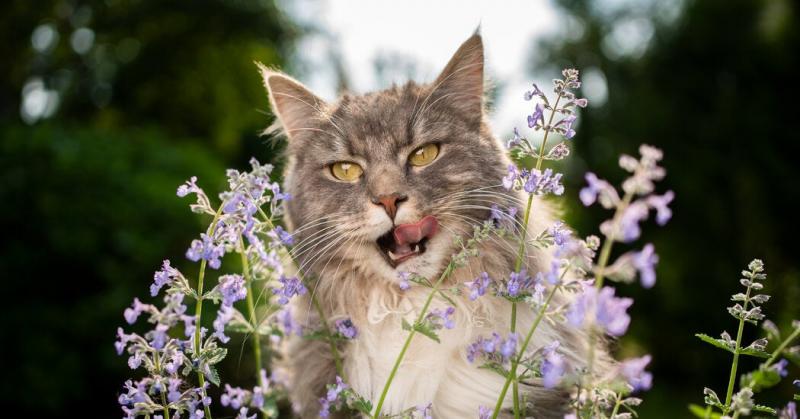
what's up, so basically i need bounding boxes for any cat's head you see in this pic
[259,34,515,285]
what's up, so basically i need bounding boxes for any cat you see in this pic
[258,33,610,418]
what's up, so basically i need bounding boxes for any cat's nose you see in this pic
[371,193,408,220]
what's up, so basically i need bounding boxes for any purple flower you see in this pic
[579,172,619,208]
[416,403,433,419]
[221,384,248,409]
[541,341,565,388]
[236,407,256,419]
[164,351,184,375]
[773,358,789,378]
[273,275,307,305]
[277,307,302,337]
[779,402,797,419]
[502,164,519,190]
[150,323,169,350]
[611,201,649,242]
[506,269,533,298]
[218,274,247,307]
[507,127,523,149]
[398,271,411,290]
[548,221,571,247]
[527,103,545,128]
[467,332,519,364]
[335,318,358,339]
[632,243,659,288]
[177,176,201,198]
[466,272,492,301]
[478,405,491,419]
[124,298,149,324]
[575,98,588,108]
[269,182,291,203]
[186,233,225,269]
[568,285,633,336]
[319,376,348,417]
[427,307,456,330]
[619,355,653,392]
[115,327,134,355]
[490,204,518,232]
[167,378,182,403]
[213,304,235,343]
[647,191,675,225]
[524,83,544,101]
[151,260,181,296]
[523,168,564,195]
[556,115,578,139]
[500,332,519,360]
[268,225,294,246]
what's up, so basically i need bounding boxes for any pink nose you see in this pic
[393,215,438,246]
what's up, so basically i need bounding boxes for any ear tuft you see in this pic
[430,34,485,117]
[256,62,326,141]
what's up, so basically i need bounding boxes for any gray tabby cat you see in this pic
[258,33,610,418]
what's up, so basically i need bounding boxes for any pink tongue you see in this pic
[393,215,438,247]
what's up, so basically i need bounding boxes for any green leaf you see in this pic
[413,322,441,343]
[401,318,413,332]
[752,404,777,414]
[302,329,336,341]
[688,403,721,419]
[738,347,770,358]
[794,394,799,401]
[740,367,781,392]
[225,321,253,334]
[436,289,458,307]
[696,333,734,353]
[205,365,221,386]
[203,347,228,365]
[478,362,509,378]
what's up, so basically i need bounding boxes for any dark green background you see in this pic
[1,0,797,417]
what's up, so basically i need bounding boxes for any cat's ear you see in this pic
[431,33,485,116]
[256,62,326,140]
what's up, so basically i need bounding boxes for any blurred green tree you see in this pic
[532,0,799,416]
[0,0,299,415]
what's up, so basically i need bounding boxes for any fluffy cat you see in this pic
[258,33,610,418]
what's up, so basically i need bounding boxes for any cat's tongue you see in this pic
[393,215,438,250]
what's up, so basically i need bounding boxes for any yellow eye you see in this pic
[408,143,440,167]
[330,161,363,181]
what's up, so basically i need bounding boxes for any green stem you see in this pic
[585,191,633,378]
[610,397,622,417]
[257,209,345,379]
[191,206,225,419]
[238,239,268,419]
[723,285,753,413]
[491,282,563,419]
[763,326,800,369]
[372,263,456,418]
[153,351,172,419]
[506,90,565,419]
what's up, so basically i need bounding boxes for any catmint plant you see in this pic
[691,260,800,418]
[116,159,300,419]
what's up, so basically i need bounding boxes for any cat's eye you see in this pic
[330,162,363,181]
[408,143,440,167]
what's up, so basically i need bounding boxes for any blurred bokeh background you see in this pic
[1,0,798,417]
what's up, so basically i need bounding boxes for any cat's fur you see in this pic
[258,33,611,418]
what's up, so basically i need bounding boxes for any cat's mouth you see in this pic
[376,215,439,267]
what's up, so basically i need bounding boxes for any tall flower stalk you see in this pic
[495,69,585,418]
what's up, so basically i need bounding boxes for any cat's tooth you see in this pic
[388,251,399,261]
[413,244,420,253]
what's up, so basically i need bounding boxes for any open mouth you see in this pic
[376,215,438,267]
